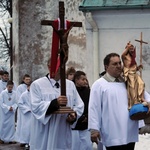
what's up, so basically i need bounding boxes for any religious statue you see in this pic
[122,42,149,120]
[52,24,74,68]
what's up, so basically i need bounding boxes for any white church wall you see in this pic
[86,9,150,91]
[64,0,93,85]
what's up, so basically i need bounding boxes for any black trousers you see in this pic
[106,142,135,150]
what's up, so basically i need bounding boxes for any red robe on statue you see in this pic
[50,18,70,78]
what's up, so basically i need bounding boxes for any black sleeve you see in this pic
[46,99,60,115]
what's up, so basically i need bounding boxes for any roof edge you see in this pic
[79,5,150,12]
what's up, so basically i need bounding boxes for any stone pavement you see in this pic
[0,143,24,150]
[0,144,96,150]
[0,143,97,150]
[0,142,98,150]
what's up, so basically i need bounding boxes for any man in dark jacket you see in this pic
[72,71,92,150]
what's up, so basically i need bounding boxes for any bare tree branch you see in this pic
[0,0,12,64]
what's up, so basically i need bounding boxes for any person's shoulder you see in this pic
[66,79,76,87]
[17,83,26,88]
[66,79,74,84]
[16,84,26,92]
[11,91,16,97]
[31,76,47,86]
[1,89,7,94]
[18,83,24,87]
[94,77,106,84]
[12,90,17,94]
[91,78,106,88]
[20,90,28,97]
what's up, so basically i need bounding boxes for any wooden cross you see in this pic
[135,32,148,77]
[41,1,82,96]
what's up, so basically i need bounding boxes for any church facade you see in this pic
[79,0,150,91]
[12,0,88,85]
[12,0,150,90]
[79,0,150,133]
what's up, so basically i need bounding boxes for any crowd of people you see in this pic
[0,43,149,150]
[0,72,32,148]
[0,60,91,150]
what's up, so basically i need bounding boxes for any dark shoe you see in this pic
[0,140,4,144]
[9,141,17,144]
[20,143,26,147]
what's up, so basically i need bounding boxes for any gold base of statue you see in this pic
[53,106,75,114]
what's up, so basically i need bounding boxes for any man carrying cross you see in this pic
[29,1,84,150]
[29,58,84,150]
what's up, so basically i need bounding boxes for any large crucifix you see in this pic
[135,32,148,77]
[41,1,82,113]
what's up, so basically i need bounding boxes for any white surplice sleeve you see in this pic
[30,81,51,125]
[18,91,31,114]
[1,92,10,114]
[145,91,150,102]
[11,93,18,113]
[88,80,102,131]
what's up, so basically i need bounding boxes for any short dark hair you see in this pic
[74,71,86,81]
[7,80,14,86]
[23,74,31,80]
[20,74,31,84]
[104,53,120,66]
[2,71,9,75]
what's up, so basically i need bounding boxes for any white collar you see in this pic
[106,73,116,82]
[47,74,60,87]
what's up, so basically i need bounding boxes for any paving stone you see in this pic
[0,143,24,150]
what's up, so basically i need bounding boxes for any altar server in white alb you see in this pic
[16,74,31,100]
[0,80,17,143]
[0,71,9,142]
[0,71,16,93]
[15,74,31,146]
[30,58,84,150]
[88,53,150,150]
[0,71,9,93]
[18,84,31,147]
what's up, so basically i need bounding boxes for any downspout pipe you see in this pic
[85,12,99,82]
